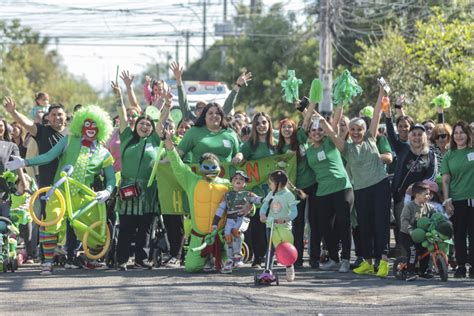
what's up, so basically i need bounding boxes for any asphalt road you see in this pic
[1,262,473,315]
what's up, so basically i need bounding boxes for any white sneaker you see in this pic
[320,259,340,271]
[203,257,215,272]
[165,257,181,268]
[40,262,52,275]
[221,259,233,274]
[339,259,350,273]
[286,265,295,282]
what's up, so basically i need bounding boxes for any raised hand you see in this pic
[110,81,122,96]
[145,75,152,83]
[170,61,183,82]
[236,70,252,87]
[3,96,16,113]
[120,70,135,87]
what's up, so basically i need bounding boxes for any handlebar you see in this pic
[41,165,74,201]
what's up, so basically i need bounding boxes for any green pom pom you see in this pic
[411,228,427,243]
[417,217,431,231]
[332,70,363,107]
[309,79,323,103]
[431,92,451,109]
[360,105,374,119]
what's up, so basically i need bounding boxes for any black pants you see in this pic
[162,214,184,258]
[296,183,319,265]
[352,225,362,258]
[19,221,38,258]
[116,214,153,265]
[248,208,267,264]
[354,178,391,259]
[315,188,354,261]
[66,219,79,258]
[400,232,429,273]
[452,199,474,266]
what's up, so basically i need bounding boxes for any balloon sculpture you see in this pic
[410,213,453,253]
[281,70,303,103]
[332,69,363,107]
[431,92,451,109]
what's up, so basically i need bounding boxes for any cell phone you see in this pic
[161,120,170,140]
[377,77,391,94]
[296,96,309,112]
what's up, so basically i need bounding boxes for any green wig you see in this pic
[69,105,113,143]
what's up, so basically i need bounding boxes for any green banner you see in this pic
[156,153,297,215]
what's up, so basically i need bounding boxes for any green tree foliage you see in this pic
[353,10,473,122]
[0,19,99,118]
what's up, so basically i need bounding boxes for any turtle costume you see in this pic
[26,105,115,263]
[167,148,230,272]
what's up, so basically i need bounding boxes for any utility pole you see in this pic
[319,0,333,114]
[175,40,179,64]
[224,0,227,21]
[203,0,207,57]
[185,31,190,68]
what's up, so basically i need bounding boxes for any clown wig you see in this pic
[69,105,113,143]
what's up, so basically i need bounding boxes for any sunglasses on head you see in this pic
[435,134,448,140]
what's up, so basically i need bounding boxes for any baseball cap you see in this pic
[409,123,426,132]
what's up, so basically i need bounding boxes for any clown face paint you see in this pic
[82,119,98,140]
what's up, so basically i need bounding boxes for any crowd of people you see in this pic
[0,63,473,282]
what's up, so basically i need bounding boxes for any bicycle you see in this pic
[28,165,110,260]
[393,238,449,282]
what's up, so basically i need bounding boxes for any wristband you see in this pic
[235,83,242,88]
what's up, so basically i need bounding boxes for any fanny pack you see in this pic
[119,183,141,200]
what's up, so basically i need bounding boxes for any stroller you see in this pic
[148,215,170,267]
[0,173,20,272]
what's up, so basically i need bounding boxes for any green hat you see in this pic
[231,170,249,181]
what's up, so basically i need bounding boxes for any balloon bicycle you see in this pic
[28,165,110,260]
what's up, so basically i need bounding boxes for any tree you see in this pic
[353,9,473,122]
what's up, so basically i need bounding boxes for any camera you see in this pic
[296,96,309,112]
[377,77,391,94]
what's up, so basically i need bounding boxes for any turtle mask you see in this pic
[199,159,220,180]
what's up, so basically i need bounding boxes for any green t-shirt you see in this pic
[120,126,161,184]
[440,148,474,201]
[240,140,275,160]
[287,128,316,189]
[343,132,388,190]
[306,137,352,196]
[177,126,239,164]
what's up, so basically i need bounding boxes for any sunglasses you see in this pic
[435,134,448,140]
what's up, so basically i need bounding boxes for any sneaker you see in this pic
[405,271,418,281]
[83,260,107,270]
[117,263,127,271]
[233,256,244,268]
[376,259,389,278]
[352,260,374,275]
[454,266,466,278]
[165,257,181,268]
[339,259,351,273]
[286,265,295,282]
[65,257,82,269]
[221,259,233,274]
[320,259,340,271]
[134,260,152,270]
[203,257,215,272]
[25,257,35,265]
[40,262,52,275]
[350,257,364,270]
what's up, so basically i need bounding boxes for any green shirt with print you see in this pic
[440,148,474,201]
[177,126,239,164]
[240,140,275,161]
[306,137,352,196]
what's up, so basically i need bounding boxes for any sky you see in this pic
[0,0,309,93]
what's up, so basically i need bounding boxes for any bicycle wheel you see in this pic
[393,256,408,280]
[29,187,66,227]
[435,253,448,282]
[82,221,111,260]
[241,241,251,263]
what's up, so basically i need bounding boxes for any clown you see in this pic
[163,130,252,272]
[7,105,115,275]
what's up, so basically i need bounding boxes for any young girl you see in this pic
[259,170,298,282]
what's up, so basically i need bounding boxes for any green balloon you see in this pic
[417,217,431,231]
[170,108,182,123]
[421,240,429,248]
[411,228,427,243]
[145,106,161,121]
[309,79,323,103]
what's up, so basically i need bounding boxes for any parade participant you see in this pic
[259,170,299,282]
[430,123,452,171]
[321,84,392,277]
[176,102,242,164]
[276,118,318,268]
[6,104,115,275]
[112,82,160,271]
[3,97,67,188]
[302,101,354,273]
[441,121,474,278]
[240,112,276,268]
[212,170,262,273]
[170,61,252,121]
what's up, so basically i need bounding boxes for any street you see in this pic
[1,263,473,314]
